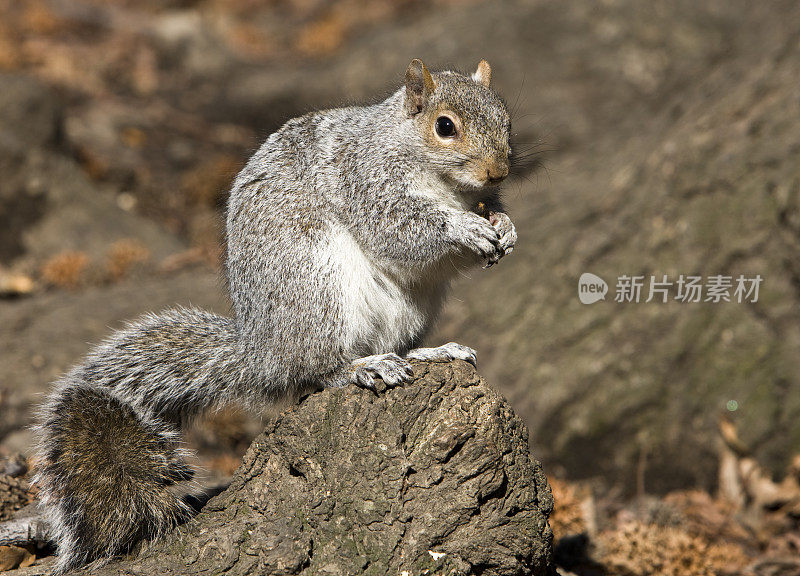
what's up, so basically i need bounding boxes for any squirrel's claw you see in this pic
[351,353,414,391]
[460,212,502,263]
[484,212,517,267]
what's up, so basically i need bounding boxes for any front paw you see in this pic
[487,212,517,266]
[456,212,502,262]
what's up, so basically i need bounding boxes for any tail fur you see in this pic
[36,385,193,573]
[34,307,246,573]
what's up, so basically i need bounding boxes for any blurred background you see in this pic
[1,0,800,573]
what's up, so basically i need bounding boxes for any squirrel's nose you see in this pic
[486,160,509,183]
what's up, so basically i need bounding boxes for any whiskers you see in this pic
[508,135,554,201]
[510,140,550,175]
[506,74,556,195]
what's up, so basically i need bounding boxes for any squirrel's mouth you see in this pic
[447,160,509,191]
[472,172,508,188]
[453,177,502,196]
[456,158,510,188]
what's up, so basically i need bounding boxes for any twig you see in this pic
[0,516,50,547]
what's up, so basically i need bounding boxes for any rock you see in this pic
[0,74,61,154]
[0,73,186,271]
[0,75,58,264]
[82,360,554,576]
[13,150,185,271]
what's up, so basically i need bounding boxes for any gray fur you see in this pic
[35,60,515,573]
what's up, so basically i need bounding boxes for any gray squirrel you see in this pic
[35,58,517,573]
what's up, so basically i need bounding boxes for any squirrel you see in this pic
[34,58,517,573]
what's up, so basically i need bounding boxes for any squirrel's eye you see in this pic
[435,116,456,138]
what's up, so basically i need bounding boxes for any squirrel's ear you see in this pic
[472,60,491,87]
[405,59,435,116]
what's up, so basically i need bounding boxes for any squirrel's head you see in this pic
[404,58,510,190]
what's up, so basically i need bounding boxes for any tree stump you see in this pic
[69,360,554,575]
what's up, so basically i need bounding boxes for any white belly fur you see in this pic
[327,225,432,357]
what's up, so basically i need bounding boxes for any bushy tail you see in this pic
[34,307,247,573]
[36,384,193,573]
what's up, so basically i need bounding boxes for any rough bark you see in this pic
[78,359,554,575]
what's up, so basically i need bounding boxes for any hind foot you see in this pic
[406,342,477,367]
[351,353,414,390]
